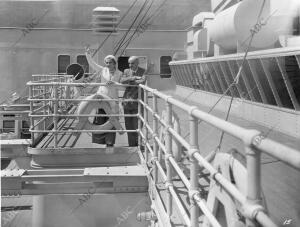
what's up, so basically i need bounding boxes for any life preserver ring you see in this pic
[159,110,182,162]
[202,150,267,227]
[76,93,123,134]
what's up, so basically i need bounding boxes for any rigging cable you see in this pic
[118,0,168,55]
[91,0,139,57]
[118,0,155,56]
[113,0,148,54]
[113,0,148,56]
[183,0,267,140]
[215,93,234,151]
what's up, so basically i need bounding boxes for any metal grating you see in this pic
[170,48,300,111]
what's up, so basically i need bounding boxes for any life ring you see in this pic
[202,150,267,227]
[76,93,123,134]
[159,110,182,162]
[66,63,85,82]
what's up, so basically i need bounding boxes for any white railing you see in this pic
[139,84,300,227]
[26,75,300,227]
[27,77,139,148]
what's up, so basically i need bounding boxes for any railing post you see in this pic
[153,92,158,184]
[245,145,262,227]
[29,84,35,146]
[165,100,173,217]
[43,85,47,130]
[53,83,58,148]
[144,89,149,163]
[138,86,142,147]
[189,112,200,227]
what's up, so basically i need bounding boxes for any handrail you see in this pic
[27,75,142,148]
[169,46,300,65]
[140,84,300,170]
[139,83,300,227]
[27,81,134,87]
[25,75,300,227]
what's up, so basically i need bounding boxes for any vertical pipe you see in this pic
[138,86,142,147]
[153,93,158,184]
[189,114,200,227]
[144,89,149,163]
[245,145,261,227]
[29,85,35,146]
[43,85,47,130]
[53,84,58,148]
[165,100,173,216]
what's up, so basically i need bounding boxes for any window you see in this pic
[77,55,89,73]
[22,121,29,129]
[160,56,172,78]
[3,120,15,133]
[21,120,30,139]
[58,55,71,74]
[118,56,129,72]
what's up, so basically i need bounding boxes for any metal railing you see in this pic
[27,76,140,148]
[26,75,300,226]
[138,84,300,227]
[170,47,300,110]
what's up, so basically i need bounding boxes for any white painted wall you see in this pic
[175,86,300,139]
[0,28,186,103]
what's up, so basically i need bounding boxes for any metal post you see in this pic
[153,93,158,184]
[29,85,35,146]
[53,84,58,148]
[43,85,47,130]
[144,89,149,163]
[245,146,262,227]
[165,101,173,216]
[138,86,142,147]
[189,114,200,227]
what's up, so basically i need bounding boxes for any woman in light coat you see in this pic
[85,49,122,146]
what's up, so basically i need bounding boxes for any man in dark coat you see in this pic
[121,56,146,147]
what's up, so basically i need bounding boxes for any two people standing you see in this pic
[85,50,146,147]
